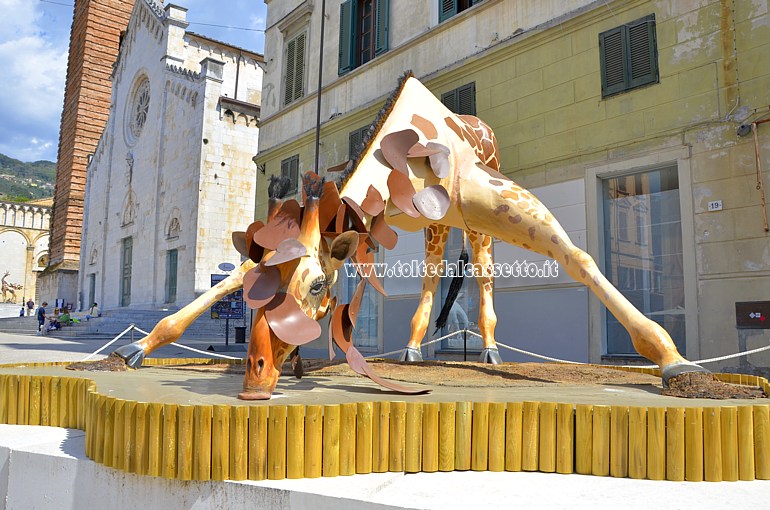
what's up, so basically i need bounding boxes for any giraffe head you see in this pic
[234,173,360,400]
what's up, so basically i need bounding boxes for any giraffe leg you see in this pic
[401,224,449,362]
[111,260,255,368]
[468,230,501,364]
[458,168,704,382]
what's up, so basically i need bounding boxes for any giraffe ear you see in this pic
[329,230,359,271]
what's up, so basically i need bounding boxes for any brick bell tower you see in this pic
[38,0,135,308]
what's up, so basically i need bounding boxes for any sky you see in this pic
[0,0,266,163]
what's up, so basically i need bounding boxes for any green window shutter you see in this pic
[284,37,297,105]
[457,82,476,115]
[439,0,458,23]
[290,155,299,191]
[441,89,458,113]
[293,32,306,101]
[374,0,389,56]
[338,0,356,75]
[349,127,364,158]
[627,15,658,89]
[599,26,626,97]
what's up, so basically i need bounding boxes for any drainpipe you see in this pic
[235,50,242,100]
[751,119,769,232]
[314,0,326,174]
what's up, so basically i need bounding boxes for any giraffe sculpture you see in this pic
[94,72,721,400]
[2,272,22,303]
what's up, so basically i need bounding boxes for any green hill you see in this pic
[0,153,56,202]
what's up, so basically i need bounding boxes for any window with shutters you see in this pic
[441,82,476,115]
[438,0,483,23]
[283,31,306,106]
[599,14,659,98]
[280,155,300,194]
[349,125,371,157]
[338,0,389,75]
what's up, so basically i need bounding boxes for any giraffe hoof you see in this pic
[661,361,710,388]
[114,342,146,369]
[400,347,424,362]
[479,347,502,364]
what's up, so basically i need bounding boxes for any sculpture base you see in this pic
[1,358,768,483]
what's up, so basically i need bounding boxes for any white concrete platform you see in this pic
[3,424,770,510]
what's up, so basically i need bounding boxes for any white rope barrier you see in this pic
[80,324,139,361]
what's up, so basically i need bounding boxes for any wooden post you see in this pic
[439,402,456,472]
[323,404,341,477]
[488,402,506,473]
[373,401,390,473]
[666,407,685,481]
[28,376,41,426]
[610,405,628,478]
[230,406,249,481]
[356,402,373,474]
[161,404,178,479]
[505,402,523,472]
[720,406,738,482]
[57,377,68,428]
[211,404,230,481]
[521,401,540,471]
[122,400,135,472]
[93,396,106,466]
[147,403,163,477]
[556,403,574,475]
[737,405,755,481]
[248,406,268,481]
[49,377,60,428]
[700,407,721,482]
[471,402,489,471]
[538,402,556,473]
[177,405,194,481]
[304,404,323,478]
[17,375,29,425]
[113,399,125,470]
[455,401,472,471]
[685,407,704,482]
[193,405,213,481]
[405,402,423,473]
[591,405,609,476]
[286,405,306,479]
[575,404,593,475]
[389,401,406,472]
[103,397,115,468]
[754,405,770,479]
[134,402,148,475]
[340,402,357,476]
[267,405,287,480]
[628,406,647,479]
[40,376,51,427]
[647,407,665,480]
[422,402,439,473]
[0,375,6,424]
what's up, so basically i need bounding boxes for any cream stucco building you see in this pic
[255,0,770,374]
[79,1,263,311]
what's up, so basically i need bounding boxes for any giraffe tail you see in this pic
[434,231,468,333]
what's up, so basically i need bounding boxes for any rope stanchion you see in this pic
[133,326,242,361]
[80,324,138,362]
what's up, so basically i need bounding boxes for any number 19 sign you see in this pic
[210,274,244,320]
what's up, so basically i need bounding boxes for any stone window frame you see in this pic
[124,74,151,146]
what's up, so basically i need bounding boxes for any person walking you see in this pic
[26,299,34,316]
[36,302,48,334]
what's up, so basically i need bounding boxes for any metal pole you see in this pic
[313,0,327,174]
[463,329,467,362]
[225,317,230,347]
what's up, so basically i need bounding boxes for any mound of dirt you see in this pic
[66,353,129,372]
[663,371,766,399]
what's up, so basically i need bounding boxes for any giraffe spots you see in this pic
[508,214,522,224]
[489,179,503,186]
[580,268,587,278]
[517,201,529,209]
[604,292,610,300]
[422,295,431,305]
[593,276,600,287]
[547,251,553,258]
[301,268,310,280]
[564,254,569,265]
[522,243,530,249]
[411,114,438,139]
[501,190,520,201]
[494,204,510,215]
[444,116,465,141]
[528,227,536,241]
[551,235,560,244]
[423,312,429,319]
